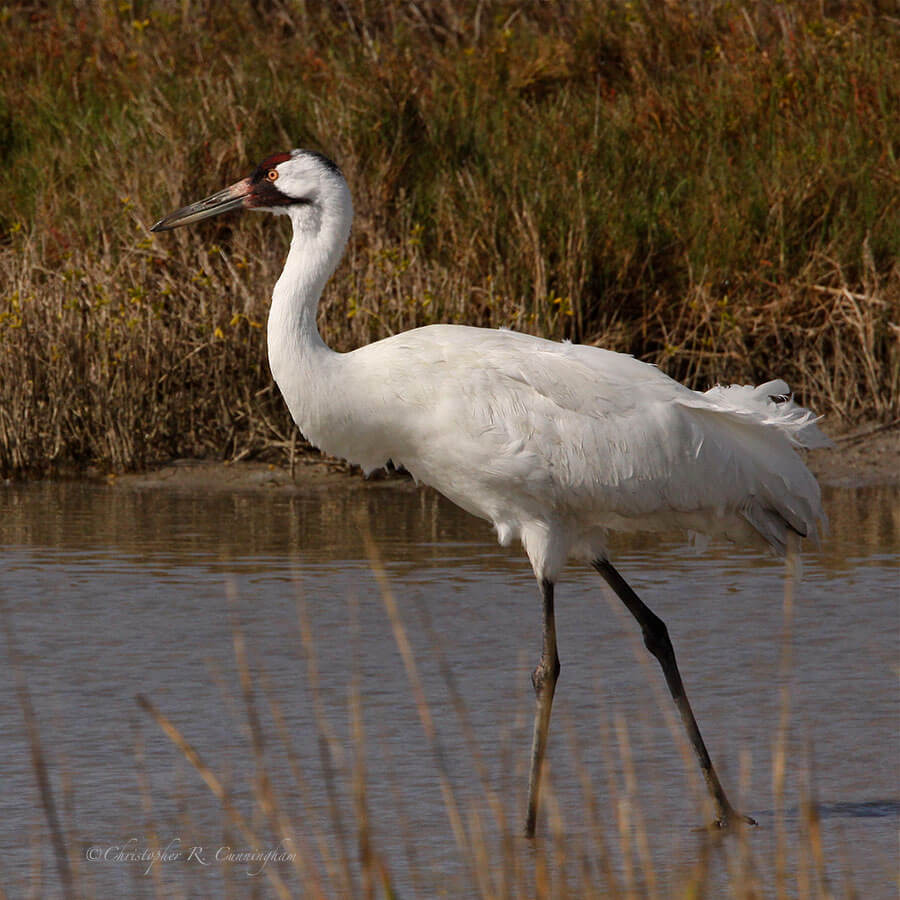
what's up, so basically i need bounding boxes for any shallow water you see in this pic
[1,476,897,897]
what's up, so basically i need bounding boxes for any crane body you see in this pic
[152,149,830,835]
[276,320,824,580]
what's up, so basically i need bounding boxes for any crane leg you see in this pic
[525,578,560,838]
[592,559,756,829]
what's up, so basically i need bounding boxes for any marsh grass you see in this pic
[1,0,898,476]
[9,550,863,898]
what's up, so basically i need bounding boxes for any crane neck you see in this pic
[267,186,353,371]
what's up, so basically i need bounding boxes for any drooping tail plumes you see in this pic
[703,378,832,555]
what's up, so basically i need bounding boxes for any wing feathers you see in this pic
[351,325,827,554]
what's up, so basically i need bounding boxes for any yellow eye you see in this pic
[266,169,279,182]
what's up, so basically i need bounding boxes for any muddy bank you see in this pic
[107,422,898,494]
[807,422,900,488]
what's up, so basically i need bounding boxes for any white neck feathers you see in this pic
[263,171,355,463]
[266,175,353,396]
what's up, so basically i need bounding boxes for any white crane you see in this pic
[152,149,830,836]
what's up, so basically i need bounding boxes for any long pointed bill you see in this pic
[150,178,252,231]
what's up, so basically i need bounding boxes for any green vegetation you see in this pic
[1,1,897,476]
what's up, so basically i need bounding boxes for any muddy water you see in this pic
[1,475,897,897]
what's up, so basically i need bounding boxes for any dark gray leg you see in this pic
[593,559,755,828]
[525,578,560,837]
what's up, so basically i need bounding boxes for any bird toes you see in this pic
[706,810,758,834]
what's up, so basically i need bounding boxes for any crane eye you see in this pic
[266,169,279,182]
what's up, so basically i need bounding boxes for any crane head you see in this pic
[150,149,344,232]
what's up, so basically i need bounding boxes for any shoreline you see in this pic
[806,421,900,488]
[96,421,899,494]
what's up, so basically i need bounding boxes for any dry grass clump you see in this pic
[1,1,897,476]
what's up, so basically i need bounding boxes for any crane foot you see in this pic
[704,809,758,834]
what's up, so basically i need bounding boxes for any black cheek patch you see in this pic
[247,180,295,208]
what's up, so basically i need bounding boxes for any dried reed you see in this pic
[1,1,897,477]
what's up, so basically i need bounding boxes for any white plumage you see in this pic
[152,148,830,835]
[297,324,827,575]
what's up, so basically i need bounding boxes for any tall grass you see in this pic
[1,1,897,476]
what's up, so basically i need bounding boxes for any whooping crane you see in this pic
[152,149,830,836]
